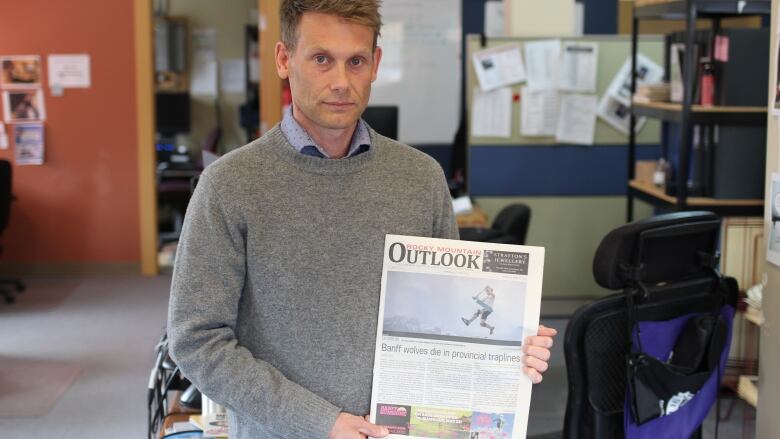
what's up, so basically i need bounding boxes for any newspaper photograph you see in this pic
[370,235,544,439]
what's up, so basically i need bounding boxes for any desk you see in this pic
[455,206,489,229]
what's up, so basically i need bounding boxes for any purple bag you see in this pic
[624,305,734,438]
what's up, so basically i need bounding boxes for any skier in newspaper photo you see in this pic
[461,286,496,335]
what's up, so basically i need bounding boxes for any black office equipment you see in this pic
[0,159,25,304]
[563,211,737,438]
[155,92,191,136]
[459,203,531,245]
[362,106,399,140]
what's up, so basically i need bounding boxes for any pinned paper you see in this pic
[560,42,598,93]
[472,44,527,91]
[556,93,597,145]
[471,86,512,138]
[521,87,559,137]
[524,39,561,91]
[14,123,44,165]
[48,54,91,88]
[220,59,245,93]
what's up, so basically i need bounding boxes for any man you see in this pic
[167,1,556,438]
[462,286,496,335]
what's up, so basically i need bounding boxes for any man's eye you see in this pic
[314,55,328,64]
[350,57,364,67]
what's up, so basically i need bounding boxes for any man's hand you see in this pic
[328,413,389,439]
[523,324,557,384]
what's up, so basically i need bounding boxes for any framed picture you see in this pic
[0,55,42,88]
[2,89,46,123]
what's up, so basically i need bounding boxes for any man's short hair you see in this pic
[280,0,383,52]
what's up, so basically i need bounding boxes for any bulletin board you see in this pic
[466,34,665,146]
[369,0,462,145]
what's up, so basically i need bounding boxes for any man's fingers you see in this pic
[525,335,554,349]
[523,344,551,361]
[537,324,558,337]
[524,354,549,373]
[524,366,543,384]
[357,420,389,438]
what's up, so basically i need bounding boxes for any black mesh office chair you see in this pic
[460,203,531,245]
[563,211,737,439]
[0,159,25,303]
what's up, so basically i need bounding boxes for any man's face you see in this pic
[275,12,382,133]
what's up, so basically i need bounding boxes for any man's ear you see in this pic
[370,46,383,83]
[275,42,290,79]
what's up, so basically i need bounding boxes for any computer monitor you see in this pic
[361,105,398,140]
[155,92,191,136]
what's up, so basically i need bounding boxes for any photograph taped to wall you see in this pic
[2,89,46,123]
[13,122,44,165]
[767,173,780,267]
[0,55,42,88]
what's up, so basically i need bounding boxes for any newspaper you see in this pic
[370,235,544,439]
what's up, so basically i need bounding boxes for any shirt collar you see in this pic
[280,105,371,159]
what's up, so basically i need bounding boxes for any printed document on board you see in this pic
[523,39,561,91]
[472,44,527,91]
[559,42,598,93]
[370,235,545,439]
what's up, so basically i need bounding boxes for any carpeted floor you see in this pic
[0,275,171,438]
[0,356,81,417]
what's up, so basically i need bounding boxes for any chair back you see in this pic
[0,160,12,234]
[491,203,531,245]
[563,211,737,439]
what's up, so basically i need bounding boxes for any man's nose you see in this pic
[330,64,349,93]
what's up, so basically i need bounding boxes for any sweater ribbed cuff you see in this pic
[284,385,342,439]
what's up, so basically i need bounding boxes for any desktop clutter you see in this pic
[149,333,228,439]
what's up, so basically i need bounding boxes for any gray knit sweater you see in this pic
[167,125,457,439]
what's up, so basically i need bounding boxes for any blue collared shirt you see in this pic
[279,105,371,159]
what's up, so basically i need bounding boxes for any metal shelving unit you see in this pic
[626,0,772,220]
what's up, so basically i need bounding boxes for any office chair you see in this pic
[0,160,25,304]
[459,203,531,245]
[563,211,737,439]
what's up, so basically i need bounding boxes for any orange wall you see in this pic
[0,0,140,264]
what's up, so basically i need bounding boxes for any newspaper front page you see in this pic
[370,235,544,439]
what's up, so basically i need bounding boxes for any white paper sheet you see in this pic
[559,42,598,92]
[524,39,561,91]
[375,21,404,85]
[521,87,559,137]
[556,94,597,145]
[484,1,504,37]
[604,54,664,106]
[471,86,512,138]
[47,54,91,88]
[191,57,217,97]
[597,93,647,135]
[472,44,527,91]
[220,59,245,94]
